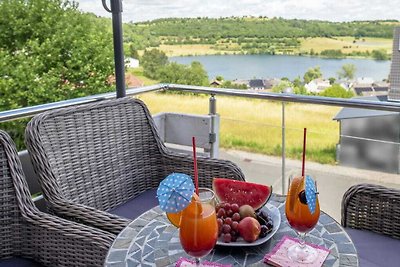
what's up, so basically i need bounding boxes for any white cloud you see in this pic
[75,0,400,23]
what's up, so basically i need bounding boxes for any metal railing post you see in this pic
[103,0,126,98]
[209,94,219,158]
[282,102,286,194]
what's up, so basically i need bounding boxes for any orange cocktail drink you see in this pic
[285,175,320,233]
[180,202,218,258]
[285,174,320,263]
[178,188,218,260]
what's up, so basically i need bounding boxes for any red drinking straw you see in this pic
[192,136,199,195]
[302,128,307,177]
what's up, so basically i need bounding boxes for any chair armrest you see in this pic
[24,210,115,266]
[161,150,246,189]
[341,183,400,239]
[48,197,130,235]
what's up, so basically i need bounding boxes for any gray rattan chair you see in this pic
[25,97,245,235]
[341,183,400,267]
[0,130,115,267]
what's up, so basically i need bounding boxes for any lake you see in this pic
[170,55,391,81]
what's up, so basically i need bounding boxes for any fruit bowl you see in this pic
[216,203,281,247]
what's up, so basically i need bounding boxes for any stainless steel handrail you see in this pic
[2,83,400,122]
[0,84,166,122]
[167,84,400,112]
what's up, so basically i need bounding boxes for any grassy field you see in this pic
[138,92,340,164]
[157,36,392,57]
[299,37,392,54]
[159,44,236,57]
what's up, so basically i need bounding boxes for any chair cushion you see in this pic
[346,228,400,267]
[0,257,43,267]
[108,189,159,219]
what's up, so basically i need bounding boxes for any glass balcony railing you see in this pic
[1,83,400,222]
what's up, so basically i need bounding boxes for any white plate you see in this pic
[216,203,281,247]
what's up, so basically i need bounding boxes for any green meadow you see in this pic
[138,93,340,164]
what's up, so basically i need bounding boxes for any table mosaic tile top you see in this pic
[105,195,358,267]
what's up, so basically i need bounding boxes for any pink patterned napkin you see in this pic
[264,236,329,267]
[176,257,232,267]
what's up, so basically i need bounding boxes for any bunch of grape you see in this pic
[256,209,274,238]
[215,202,241,243]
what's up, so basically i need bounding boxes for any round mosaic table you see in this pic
[105,195,358,267]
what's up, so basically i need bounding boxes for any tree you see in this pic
[215,75,224,81]
[320,49,344,58]
[337,64,356,80]
[292,76,303,88]
[371,49,388,60]
[129,44,140,59]
[319,84,354,98]
[272,80,293,93]
[0,0,114,148]
[303,66,322,83]
[141,49,168,79]
[220,81,247,89]
[328,77,336,85]
[294,85,308,95]
[157,61,208,86]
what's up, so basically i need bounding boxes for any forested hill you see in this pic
[127,17,399,40]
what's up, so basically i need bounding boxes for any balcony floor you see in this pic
[219,149,400,222]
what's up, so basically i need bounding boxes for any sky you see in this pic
[76,0,400,23]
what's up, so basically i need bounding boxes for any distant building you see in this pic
[337,80,352,91]
[353,84,374,96]
[263,78,281,90]
[388,27,400,101]
[249,79,265,90]
[125,57,139,68]
[372,81,389,95]
[353,77,374,96]
[353,81,389,96]
[210,80,223,87]
[356,77,374,84]
[305,78,331,94]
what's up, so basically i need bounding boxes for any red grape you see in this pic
[226,209,233,217]
[231,221,239,231]
[222,224,231,234]
[232,212,240,221]
[217,208,226,218]
[223,203,231,210]
[225,217,233,226]
[231,203,240,213]
[223,233,232,243]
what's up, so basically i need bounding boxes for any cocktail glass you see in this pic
[285,175,320,263]
[179,188,218,266]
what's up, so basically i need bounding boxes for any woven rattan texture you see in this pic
[0,130,115,266]
[341,183,400,239]
[26,97,245,234]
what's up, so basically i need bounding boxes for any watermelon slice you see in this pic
[212,178,272,210]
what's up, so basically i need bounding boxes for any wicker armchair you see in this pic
[341,183,400,239]
[25,97,245,235]
[341,183,400,266]
[0,130,115,266]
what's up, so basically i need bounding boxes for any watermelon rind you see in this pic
[212,178,272,210]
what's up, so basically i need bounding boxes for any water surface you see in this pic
[170,55,390,81]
